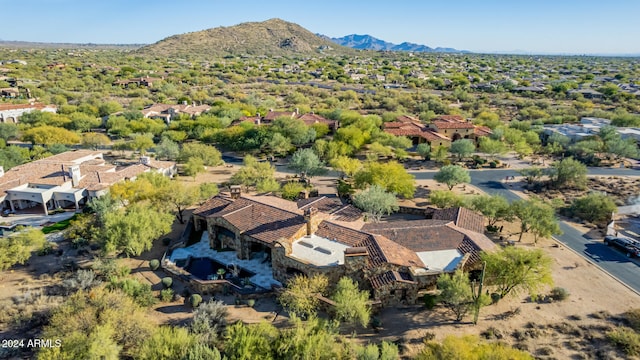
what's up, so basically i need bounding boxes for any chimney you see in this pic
[140,156,150,165]
[230,185,241,199]
[69,165,81,187]
[304,207,318,236]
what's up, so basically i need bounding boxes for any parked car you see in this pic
[604,236,640,258]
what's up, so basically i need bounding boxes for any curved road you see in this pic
[411,168,640,295]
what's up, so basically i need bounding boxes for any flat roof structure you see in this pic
[291,234,351,266]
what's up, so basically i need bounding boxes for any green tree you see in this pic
[184,157,205,181]
[416,143,431,160]
[569,192,617,226]
[101,203,173,256]
[231,155,276,190]
[547,157,587,189]
[518,167,544,186]
[280,181,306,201]
[138,326,218,360]
[155,138,180,160]
[279,274,328,318]
[352,185,399,222]
[0,123,19,141]
[38,287,154,359]
[0,228,46,271]
[22,125,81,145]
[437,270,473,321]
[331,277,371,328]
[449,139,476,161]
[434,165,471,190]
[478,137,507,159]
[81,132,110,150]
[481,246,554,301]
[330,155,363,177]
[416,335,533,360]
[354,161,415,198]
[179,142,223,166]
[264,132,292,159]
[510,199,561,243]
[98,101,123,117]
[271,117,315,145]
[129,133,155,154]
[198,183,220,204]
[224,322,278,360]
[288,148,327,180]
[431,145,449,164]
[68,112,102,132]
[469,194,511,227]
[429,190,465,209]
[163,182,200,223]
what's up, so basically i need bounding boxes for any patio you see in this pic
[167,231,282,290]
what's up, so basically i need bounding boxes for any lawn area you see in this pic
[42,214,77,234]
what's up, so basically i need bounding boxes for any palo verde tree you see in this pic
[436,270,474,322]
[481,246,554,301]
[434,165,471,190]
[352,185,399,222]
[510,198,562,244]
[279,274,328,319]
[469,194,512,227]
[288,148,327,182]
[0,228,46,271]
[449,139,476,161]
[331,277,371,328]
[354,161,415,198]
[547,157,587,189]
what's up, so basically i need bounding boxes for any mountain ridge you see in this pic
[327,34,465,53]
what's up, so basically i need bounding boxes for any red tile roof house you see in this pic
[0,150,175,215]
[382,115,491,148]
[188,194,496,305]
[0,103,57,124]
[232,109,338,131]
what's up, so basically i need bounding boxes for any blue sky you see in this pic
[2,0,639,54]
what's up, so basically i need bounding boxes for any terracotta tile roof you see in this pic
[474,126,493,137]
[145,159,176,170]
[264,111,296,121]
[370,234,424,268]
[296,113,337,127]
[395,115,421,123]
[434,115,465,122]
[431,207,485,233]
[0,103,56,111]
[297,196,362,222]
[192,195,233,217]
[211,197,307,245]
[450,225,497,263]
[370,270,416,289]
[315,221,371,247]
[432,120,475,129]
[383,121,450,142]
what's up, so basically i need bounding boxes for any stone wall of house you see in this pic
[271,241,345,286]
[374,281,420,306]
[397,206,427,216]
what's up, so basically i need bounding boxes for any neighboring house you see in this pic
[511,86,546,93]
[0,103,57,124]
[190,193,495,305]
[569,88,604,100]
[383,115,490,148]
[0,150,176,215]
[232,109,338,132]
[141,103,211,124]
[542,117,640,144]
[113,76,163,88]
[0,88,20,98]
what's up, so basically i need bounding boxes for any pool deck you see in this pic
[167,231,282,289]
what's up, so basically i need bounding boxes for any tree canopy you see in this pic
[434,165,471,190]
[354,161,415,198]
[352,185,399,222]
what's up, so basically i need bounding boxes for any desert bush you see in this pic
[37,241,54,256]
[481,326,503,340]
[190,294,203,308]
[62,270,101,294]
[423,294,438,310]
[161,277,173,289]
[108,277,156,307]
[160,288,174,302]
[246,299,255,308]
[149,259,160,270]
[549,287,570,301]
[622,309,640,332]
[607,327,640,356]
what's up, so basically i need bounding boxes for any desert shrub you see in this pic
[423,294,439,310]
[190,294,203,308]
[537,346,553,356]
[149,259,160,270]
[490,292,502,304]
[246,299,255,308]
[481,326,503,340]
[623,309,640,332]
[108,277,156,307]
[160,288,174,302]
[161,277,173,289]
[281,181,305,201]
[549,287,570,302]
[62,270,101,294]
[37,241,54,256]
[607,327,640,356]
[489,161,497,168]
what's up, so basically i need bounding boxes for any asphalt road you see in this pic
[411,167,640,294]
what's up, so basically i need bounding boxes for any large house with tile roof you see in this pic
[0,150,176,215]
[190,193,496,305]
[383,115,491,148]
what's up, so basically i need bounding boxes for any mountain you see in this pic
[328,34,464,53]
[138,19,354,58]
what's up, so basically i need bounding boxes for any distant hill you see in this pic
[138,19,355,58]
[0,41,142,50]
[327,34,465,53]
